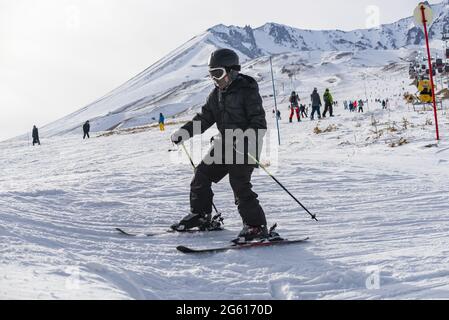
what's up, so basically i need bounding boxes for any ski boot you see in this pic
[171,213,224,232]
[232,223,283,244]
[232,224,269,244]
[207,213,225,231]
[267,224,284,242]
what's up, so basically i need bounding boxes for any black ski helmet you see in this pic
[208,48,241,71]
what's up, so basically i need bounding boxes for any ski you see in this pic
[115,227,224,237]
[177,237,309,254]
[115,228,160,237]
[116,213,225,237]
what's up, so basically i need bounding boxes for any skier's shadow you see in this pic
[175,237,437,300]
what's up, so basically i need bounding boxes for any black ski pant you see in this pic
[83,132,90,139]
[323,103,333,117]
[190,162,267,227]
[32,137,40,146]
[310,106,321,120]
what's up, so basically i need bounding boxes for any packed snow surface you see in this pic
[1,72,449,299]
[2,3,449,297]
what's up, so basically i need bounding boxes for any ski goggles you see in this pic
[209,67,227,80]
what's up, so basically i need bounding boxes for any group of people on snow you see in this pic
[32,120,91,146]
[277,88,393,125]
[31,113,168,145]
[281,87,336,122]
[277,89,393,124]
[343,100,365,113]
[375,98,390,110]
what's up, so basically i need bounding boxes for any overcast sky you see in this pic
[0,0,441,141]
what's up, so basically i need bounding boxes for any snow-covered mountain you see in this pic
[209,1,448,56]
[3,2,449,301]
[39,0,449,137]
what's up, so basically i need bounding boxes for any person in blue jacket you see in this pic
[159,113,165,131]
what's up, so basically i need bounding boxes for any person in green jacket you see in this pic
[323,88,334,118]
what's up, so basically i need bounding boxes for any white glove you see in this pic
[171,129,189,145]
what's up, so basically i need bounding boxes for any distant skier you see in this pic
[83,121,90,139]
[343,100,348,110]
[322,88,334,118]
[358,100,364,113]
[299,104,308,118]
[272,109,281,120]
[288,91,301,123]
[349,101,355,112]
[32,125,40,146]
[310,88,322,121]
[382,100,387,109]
[170,48,272,242]
[159,113,165,131]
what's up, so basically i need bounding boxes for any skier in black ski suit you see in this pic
[170,48,270,242]
[310,88,322,120]
[32,125,40,146]
[83,121,90,139]
[299,104,308,118]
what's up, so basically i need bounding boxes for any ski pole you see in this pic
[180,143,221,216]
[235,146,318,222]
[181,142,196,169]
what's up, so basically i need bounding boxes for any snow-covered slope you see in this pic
[1,56,449,299]
[3,0,449,302]
[0,63,449,299]
[40,49,412,137]
[36,1,449,138]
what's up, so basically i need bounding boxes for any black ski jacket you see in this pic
[289,94,300,107]
[83,122,90,133]
[181,74,267,166]
[311,91,322,107]
[182,74,267,136]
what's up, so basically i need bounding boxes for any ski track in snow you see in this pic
[2,72,449,300]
